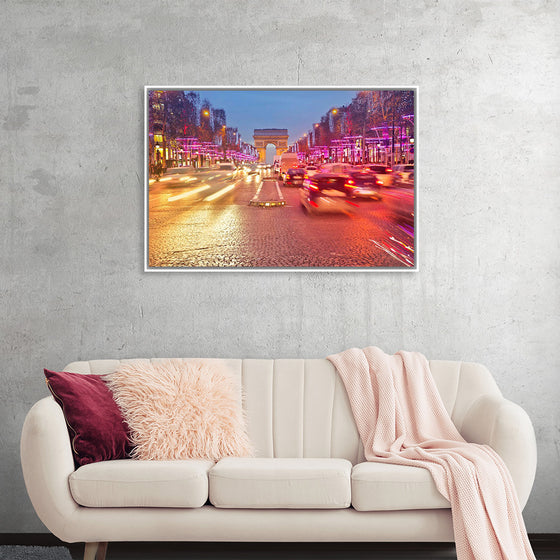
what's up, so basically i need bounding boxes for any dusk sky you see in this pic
[191,89,360,146]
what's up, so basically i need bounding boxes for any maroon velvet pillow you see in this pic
[44,369,132,467]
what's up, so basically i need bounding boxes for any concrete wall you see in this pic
[1,0,558,533]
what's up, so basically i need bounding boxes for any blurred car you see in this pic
[362,164,394,186]
[345,170,382,200]
[279,152,300,179]
[284,167,305,187]
[382,180,415,225]
[300,173,358,214]
[392,164,415,186]
[216,162,238,178]
[304,165,319,177]
[256,163,272,177]
[319,163,355,175]
[397,169,414,187]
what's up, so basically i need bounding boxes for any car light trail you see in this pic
[370,239,414,267]
[167,185,210,202]
[204,183,237,202]
[159,176,173,182]
[389,236,413,253]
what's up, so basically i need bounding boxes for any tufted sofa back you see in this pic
[64,358,502,465]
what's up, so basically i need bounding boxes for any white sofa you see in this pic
[21,358,537,560]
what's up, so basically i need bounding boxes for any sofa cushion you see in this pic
[69,459,214,508]
[351,462,450,511]
[44,369,131,467]
[104,359,252,461]
[209,457,352,509]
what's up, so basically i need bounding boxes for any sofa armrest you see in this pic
[460,394,537,509]
[20,397,80,540]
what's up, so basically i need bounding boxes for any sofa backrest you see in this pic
[63,358,502,464]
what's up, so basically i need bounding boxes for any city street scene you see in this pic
[146,88,416,270]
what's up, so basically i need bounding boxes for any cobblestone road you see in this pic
[148,171,414,269]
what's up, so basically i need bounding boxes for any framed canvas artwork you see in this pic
[145,87,416,271]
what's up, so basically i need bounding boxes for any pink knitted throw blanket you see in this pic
[327,347,535,560]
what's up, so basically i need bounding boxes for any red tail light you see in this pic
[386,168,393,173]
[309,200,319,208]
[309,182,319,191]
[345,179,356,188]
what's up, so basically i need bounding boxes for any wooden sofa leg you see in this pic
[96,542,108,560]
[84,542,98,560]
[84,542,108,560]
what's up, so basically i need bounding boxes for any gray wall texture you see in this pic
[1,0,559,534]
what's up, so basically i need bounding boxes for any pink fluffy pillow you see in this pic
[104,359,252,461]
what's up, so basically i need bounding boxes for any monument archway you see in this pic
[253,129,289,162]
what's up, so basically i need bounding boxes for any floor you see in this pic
[2,536,557,559]
[62,540,559,560]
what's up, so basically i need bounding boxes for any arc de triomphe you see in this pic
[253,129,289,162]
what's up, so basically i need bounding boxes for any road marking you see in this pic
[180,176,197,182]
[250,181,265,203]
[248,179,286,207]
[203,182,237,202]
[159,176,173,182]
[167,184,210,202]
[274,181,285,202]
